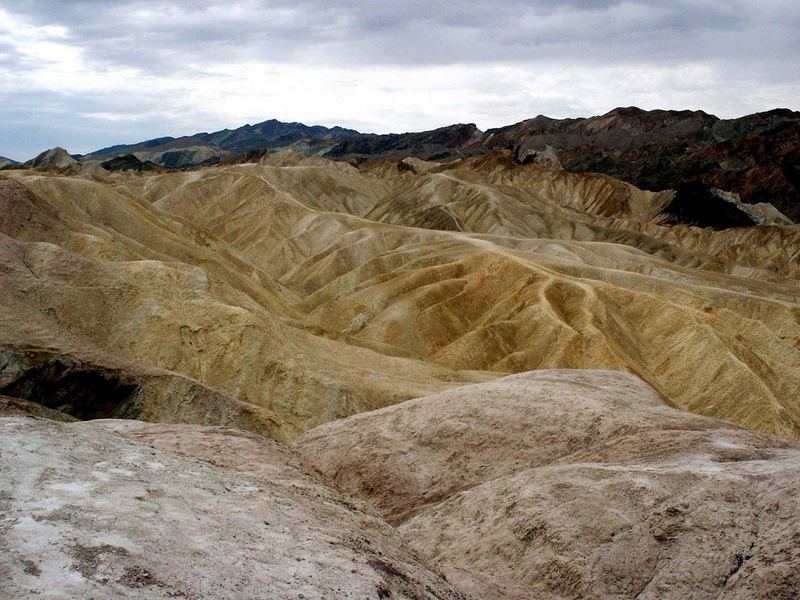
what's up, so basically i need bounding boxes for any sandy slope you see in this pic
[2,153,799,440]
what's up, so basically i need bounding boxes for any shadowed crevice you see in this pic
[0,347,143,420]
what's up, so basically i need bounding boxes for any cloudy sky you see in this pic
[1,0,798,160]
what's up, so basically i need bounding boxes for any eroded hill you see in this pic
[1,152,799,441]
[295,370,800,599]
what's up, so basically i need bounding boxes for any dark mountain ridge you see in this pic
[100,154,163,173]
[479,107,800,219]
[325,123,481,162]
[85,119,363,164]
[14,106,800,220]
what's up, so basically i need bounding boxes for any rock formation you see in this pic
[0,416,465,599]
[22,147,79,173]
[3,369,798,599]
[295,370,800,599]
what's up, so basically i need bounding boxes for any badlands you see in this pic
[1,142,799,598]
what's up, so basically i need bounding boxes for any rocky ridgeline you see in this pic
[10,107,797,221]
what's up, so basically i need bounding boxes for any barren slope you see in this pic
[364,154,800,280]
[295,370,800,599]
[0,416,464,599]
[3,154,799,439]
[0,173,488,440]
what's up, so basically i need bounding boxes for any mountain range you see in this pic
[64,106,800,221]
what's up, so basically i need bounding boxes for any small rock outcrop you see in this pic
[659,182,793,228]
[514,144,562,168]
[661,181,758,229]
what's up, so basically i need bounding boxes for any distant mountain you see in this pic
[100,154,163,173]
[325,123,482,162]
[81,119,482,169]
[477,107,800,221]
[0,156,18,168]
[83,119,364,168]
[77,107,800,220]
[23,147,79,173]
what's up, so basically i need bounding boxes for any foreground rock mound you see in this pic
[0,417,464,600]
[296,370,800,599]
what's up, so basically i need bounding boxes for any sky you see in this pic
[1,0,799,160]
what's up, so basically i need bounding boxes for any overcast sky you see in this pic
[1,0,799,160]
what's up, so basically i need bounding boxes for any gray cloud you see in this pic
[1,0,798,160]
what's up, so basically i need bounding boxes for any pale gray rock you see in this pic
[0,417,466,600]
[296,369,800,599]
[713,188,794,225]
